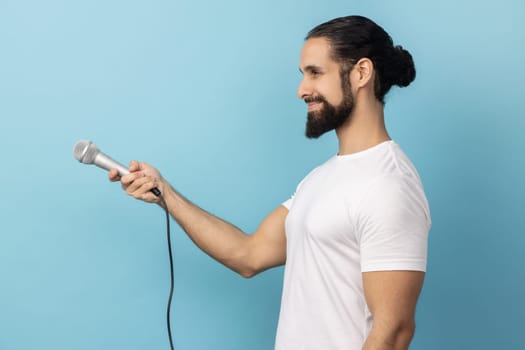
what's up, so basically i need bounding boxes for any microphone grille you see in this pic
[73,140,99,164]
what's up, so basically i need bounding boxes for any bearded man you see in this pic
[110,15,431,350]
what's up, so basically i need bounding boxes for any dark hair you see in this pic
[306,15,416,103]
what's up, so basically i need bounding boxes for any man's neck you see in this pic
[335,97,390,155]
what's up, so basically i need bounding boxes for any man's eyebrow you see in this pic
[299,65,323,74]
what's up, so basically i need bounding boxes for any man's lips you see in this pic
[307,101,322,111]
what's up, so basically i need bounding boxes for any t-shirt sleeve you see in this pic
[282,197,293,210]
[355,174,431,272]
[282,182,301,210]
[282,171,313,210]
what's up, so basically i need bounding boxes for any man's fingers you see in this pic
[125,175,155,196]
[120,171,144,186]
[108,169,121,182]
[129,160,140,172]
[110,160,161,204]
[139,181,161,202]
[127,177,160,203]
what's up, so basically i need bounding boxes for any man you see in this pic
[109,15,431,350]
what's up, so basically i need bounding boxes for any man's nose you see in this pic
[297,78,312,99]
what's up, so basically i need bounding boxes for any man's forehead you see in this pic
[299,37,336,69]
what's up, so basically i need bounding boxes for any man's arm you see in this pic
[362,271,425,350]
[109,161,287,278]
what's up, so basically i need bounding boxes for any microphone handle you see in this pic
[95,152,129,176]
[95,152,161,197]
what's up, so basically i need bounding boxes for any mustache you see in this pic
[304,95,326,104]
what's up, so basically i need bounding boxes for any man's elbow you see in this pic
[395,319,416,346]
[390,318,416,350]
[233,258,262,279]
[222,246,260,279]
[235,252,278,279]
[238,267,257,279]
[238,263,268,278]
[368,317,416,349]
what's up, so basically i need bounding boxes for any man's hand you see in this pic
[108,160,166,204]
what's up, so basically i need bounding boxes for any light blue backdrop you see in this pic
[1,0,523,349]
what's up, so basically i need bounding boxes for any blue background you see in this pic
[1,0,523,349]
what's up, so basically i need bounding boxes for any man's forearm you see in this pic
[161,182,254,277]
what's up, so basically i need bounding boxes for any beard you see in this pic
[305,75,354,139]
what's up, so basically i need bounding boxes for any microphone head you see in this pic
[73,140,100,164]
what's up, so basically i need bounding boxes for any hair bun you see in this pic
[392,45,416,87]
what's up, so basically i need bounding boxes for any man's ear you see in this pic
[350,58,374,88]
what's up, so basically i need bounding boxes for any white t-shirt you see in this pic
[275,140,431,350]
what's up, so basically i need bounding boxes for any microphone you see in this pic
[73,140,161,196]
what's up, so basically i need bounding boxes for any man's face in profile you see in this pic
[298,37,355,139]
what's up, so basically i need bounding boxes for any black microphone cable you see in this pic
[156,192,175,350]
[72,140,175,349]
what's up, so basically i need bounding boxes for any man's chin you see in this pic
[305,123,331,139]
[305,132,323,139]
[306,113,330,138]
